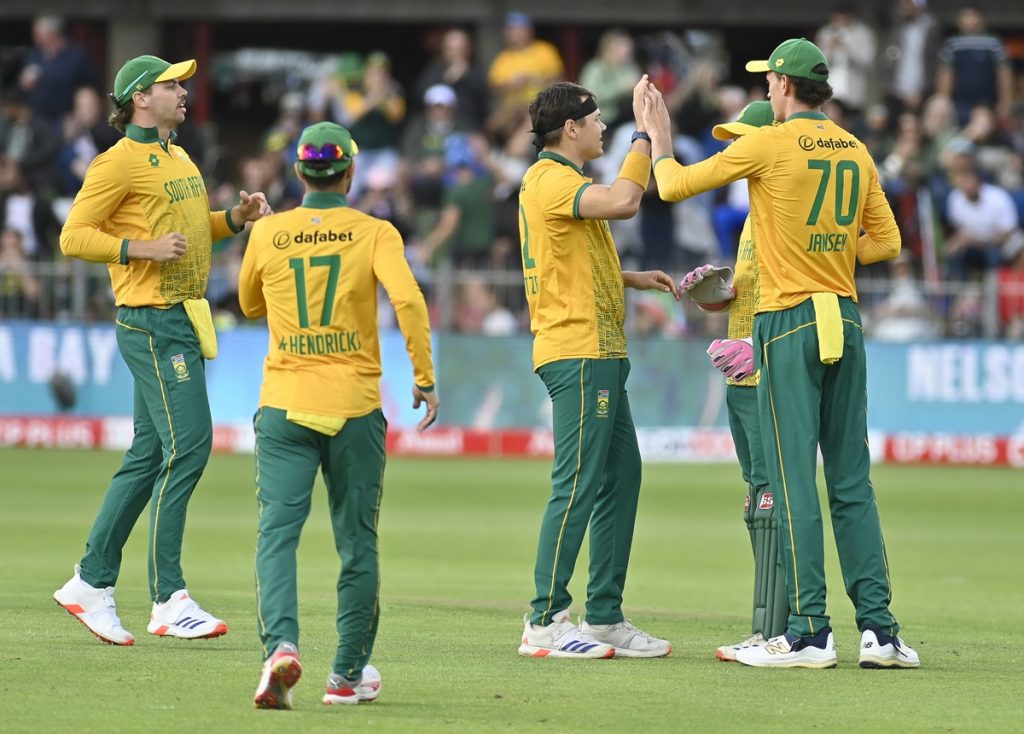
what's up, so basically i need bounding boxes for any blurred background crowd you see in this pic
[1,5,1024,340]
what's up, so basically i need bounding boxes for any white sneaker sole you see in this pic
[859,655,920,669]
[738,654,837,669]
[53,597,134,646]
[147,620,228,639]
[610,645,672,658]
[518,643,615,659]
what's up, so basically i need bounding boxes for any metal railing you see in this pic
[3,259,1023,340]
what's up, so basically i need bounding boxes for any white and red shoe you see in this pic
[53,565,134,646]
[147,589,227,639]
[254,643,302,709]
[322,664,382,705]
[518,610,615,658]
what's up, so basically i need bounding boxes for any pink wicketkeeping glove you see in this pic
[679,264,736,311]
[706,338,754,381]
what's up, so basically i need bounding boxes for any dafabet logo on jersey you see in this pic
[171,353,190,383]
[799,135,858,152]
[596,389,610,418]
[273,230,354,249]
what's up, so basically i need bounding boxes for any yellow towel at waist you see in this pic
[182,298,218,360]
[811,292,844,364]
[287,410,347,436]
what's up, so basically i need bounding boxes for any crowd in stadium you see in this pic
[2,6,1024,339]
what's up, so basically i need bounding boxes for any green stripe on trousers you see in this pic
[529,358,642,626]
[753,297,898,638]
[254,406,386,680]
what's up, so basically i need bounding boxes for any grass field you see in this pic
[1,448,1022,733]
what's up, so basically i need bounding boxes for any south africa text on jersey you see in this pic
[278,331,361,355]
[806,232,849,253]
[164,175,207,204]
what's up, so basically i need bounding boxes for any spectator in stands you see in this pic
[18,16,99,124]
[355,165,410,240]
[935,5,1013,126]
[948,104,1023,190]
[453,276,518,335]
[413,28,489,132]
[487,12,564,137]
[869,253,940,340]
[309,52,405,201]
[0,88,60,195]
[815,5,877,121]
[579,29,643,129]
[0,158,59,260]
[945,162,1022,280]
[997,235,1024,339]
[882,0,941,117]
[57,87,120,196]
[400,83,459,226]
[262,91,307,208]
[0,227,42,317]
[920,93,959,179]
[413,133,496,269]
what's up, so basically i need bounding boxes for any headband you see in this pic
[531,96,598,136]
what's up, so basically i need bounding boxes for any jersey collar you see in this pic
[125,124,177,151]
[538,151,584,176]
[785,111,829,122]
[301,191,348,209]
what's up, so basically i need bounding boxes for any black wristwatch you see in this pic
[631,130,651,144]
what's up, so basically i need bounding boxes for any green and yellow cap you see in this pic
[112,55,196,107]
[712,100,776,140]
[296,122,359,178]
[745,38,829,82]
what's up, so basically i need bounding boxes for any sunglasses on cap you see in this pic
[296,141,359,161]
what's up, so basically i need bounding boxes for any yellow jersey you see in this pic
[59,124,238,307]
[488,40,564,107]
[519,152,626,371]
[238,191,435,419]
[654,112,900,312]
[726,215,759,387]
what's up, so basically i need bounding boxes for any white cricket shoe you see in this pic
[147,589,227,639]
[518,610,615,658]
[716,632,766,662]
[580,618,672,658]
[323,664,382,705]
[735,631,838,668]
[858,629,921,669]
[53,565,135,646]
[254,643,302,710]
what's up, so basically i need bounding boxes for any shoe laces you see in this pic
[616,619,656,643]
[98,587,117,610]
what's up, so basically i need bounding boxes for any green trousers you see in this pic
[530,358,642,627]
[753,297,898,638]
[79,305,212,603]
[254,406,386,680]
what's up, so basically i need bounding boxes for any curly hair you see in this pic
[791,67,834,108]
[528,82,596,151]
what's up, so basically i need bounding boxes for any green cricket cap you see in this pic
[745,38,829,83]
[296,122,360,178]
[712,100,776,140]
[112,55,196,107]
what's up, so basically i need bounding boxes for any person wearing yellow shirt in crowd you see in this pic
[488,13,564,132]
[643,39,921,669]
[517,79,677,659]
[53,55,270,647]
[676,101,791,662]
[240,121,438,709]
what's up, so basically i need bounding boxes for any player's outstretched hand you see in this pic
[707,338,754,381]
[631,74,650,129]
[679,264,735,311]
[623,270,680,300]
[413,386,439,432]
[234,190,273,224]
[135,232,186,262]
[641,84,671,143]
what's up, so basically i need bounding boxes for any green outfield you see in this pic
[1,448,1021,733]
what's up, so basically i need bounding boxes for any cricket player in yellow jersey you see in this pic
[53,55,270,646]
[643,39,921,669]
[516,80,678,659]
[676,101,790,661]
[240,122,437,709]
